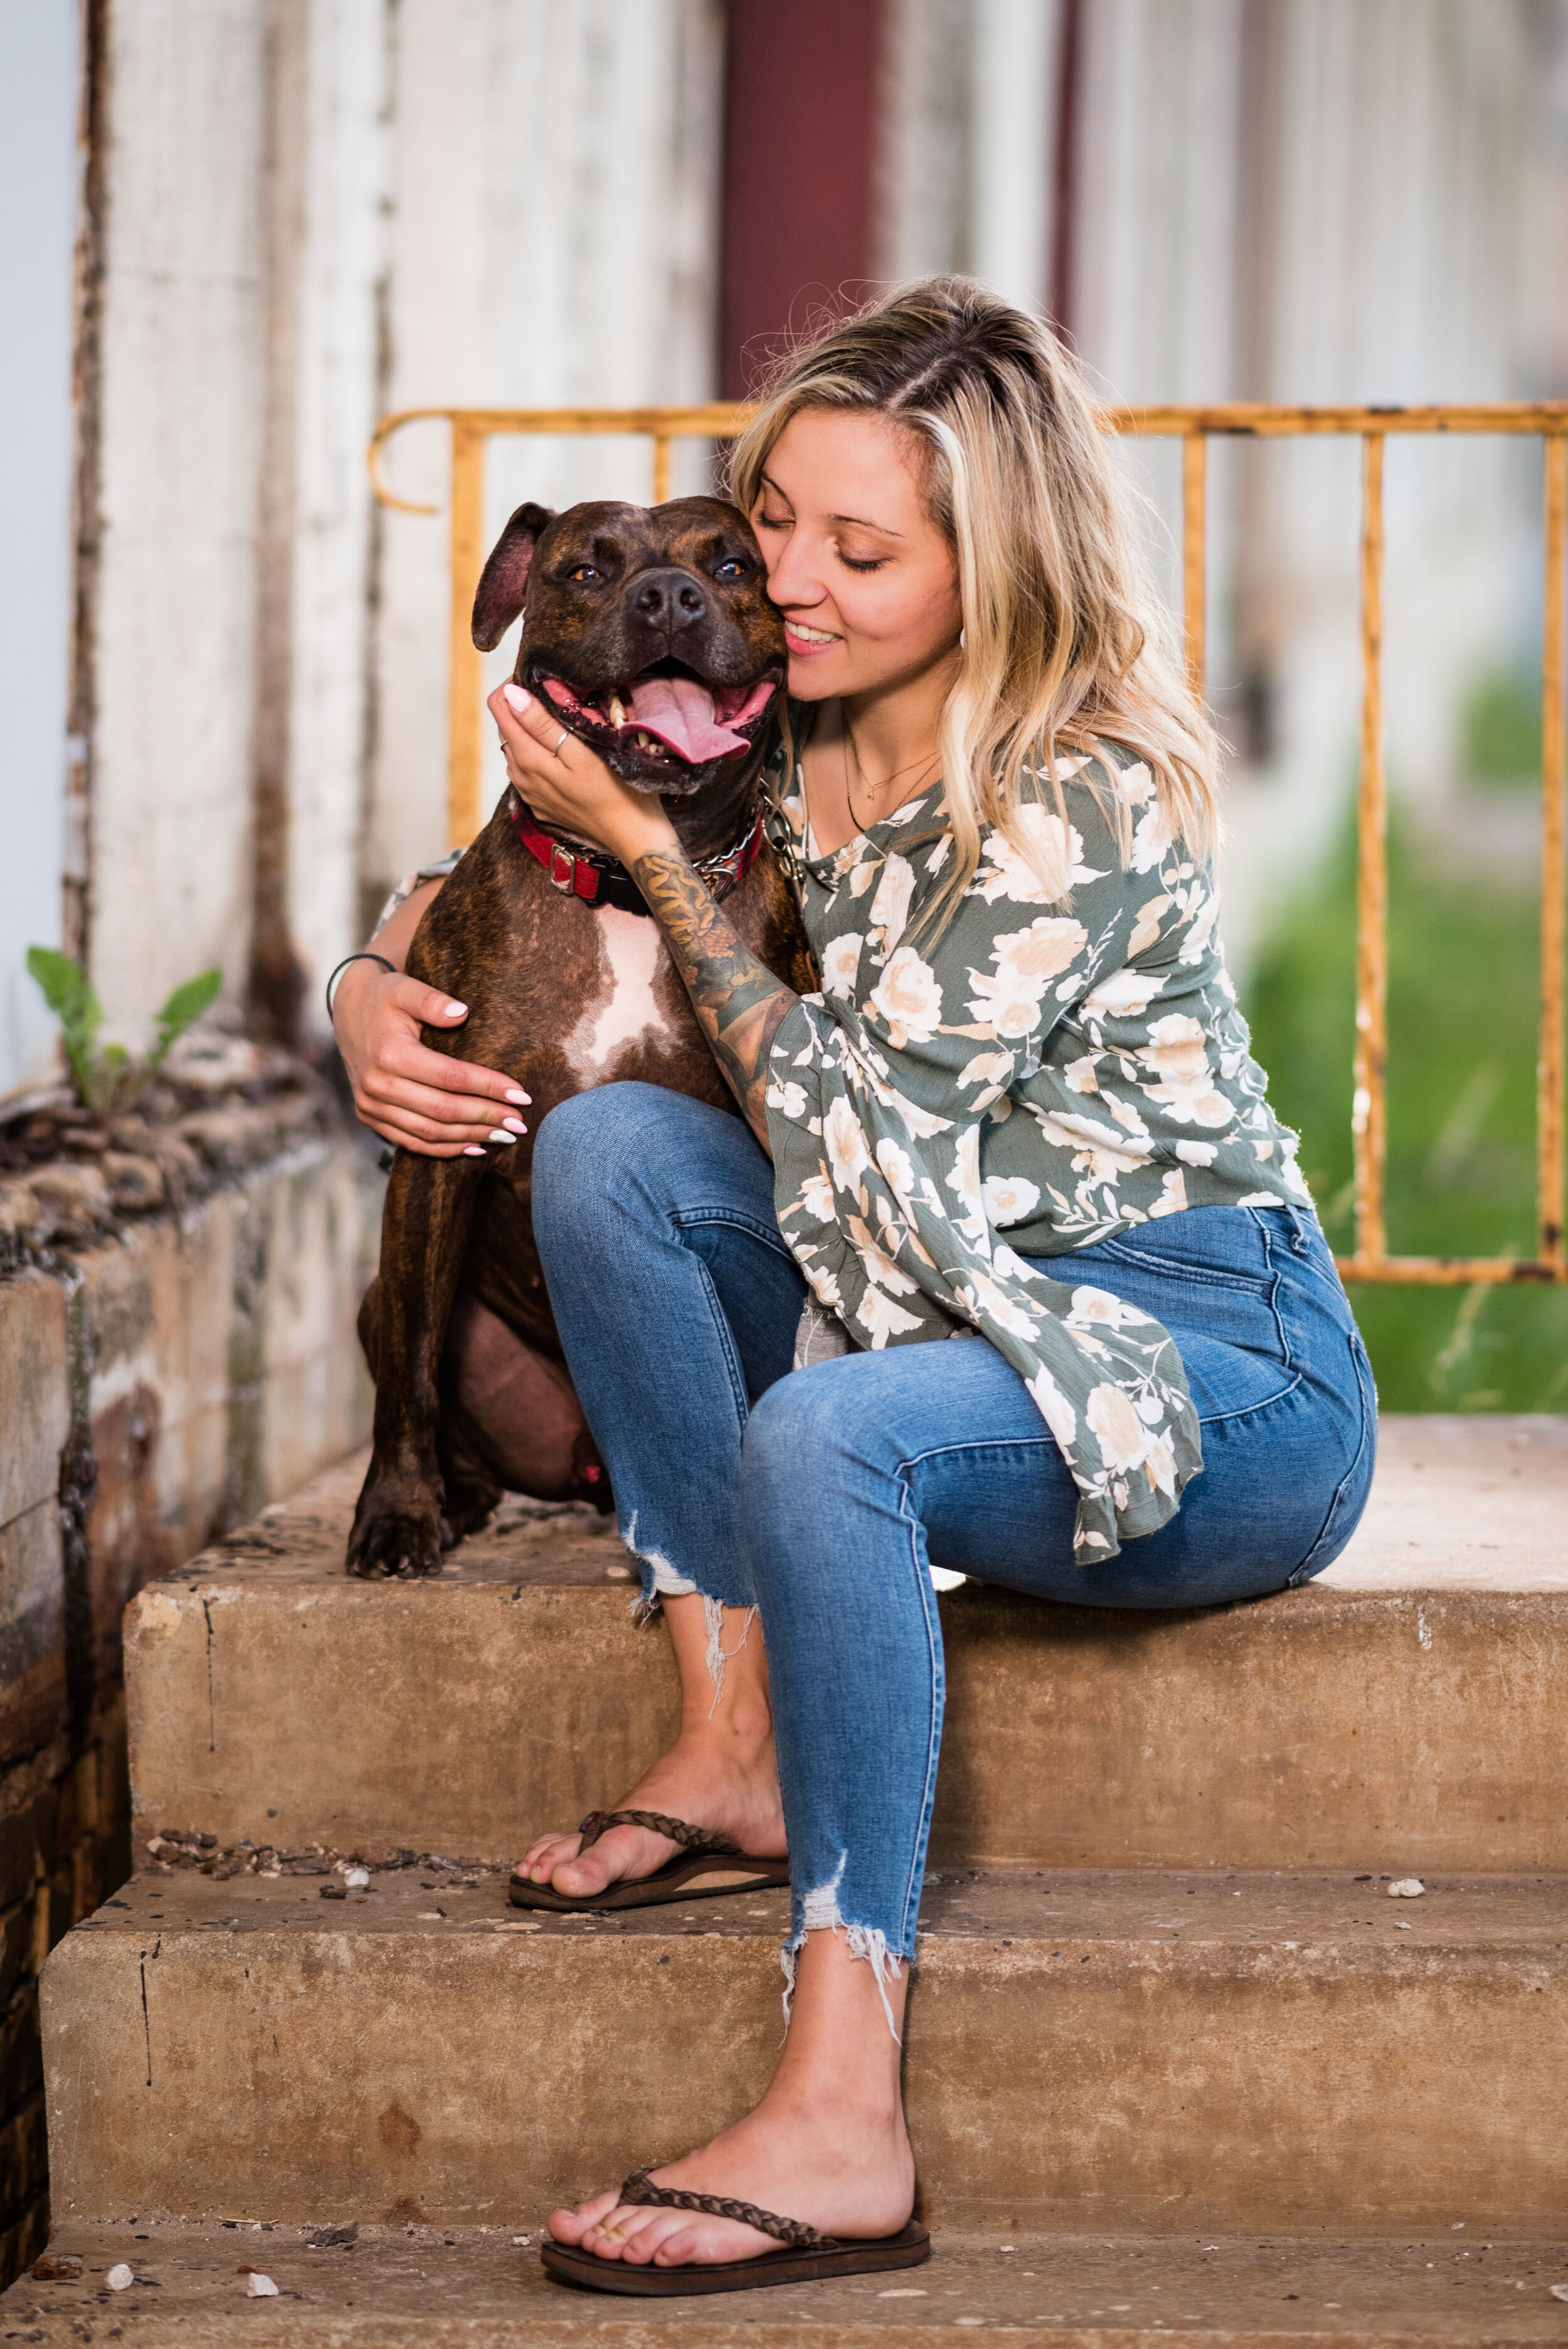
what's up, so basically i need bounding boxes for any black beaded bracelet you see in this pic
[324,951,395,1022]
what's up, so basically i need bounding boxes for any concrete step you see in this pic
[124,1418,1568,1875]
[40,1863,1568,2236]
[6,2220,1568,2346]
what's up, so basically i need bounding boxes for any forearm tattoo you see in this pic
[632,849,798,1150]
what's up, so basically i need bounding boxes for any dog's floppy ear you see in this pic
[471,501,555,652]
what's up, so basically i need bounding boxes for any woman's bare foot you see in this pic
[514,1593,785,1901]
[548,1932,914,2267]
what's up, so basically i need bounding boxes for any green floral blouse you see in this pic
[761,731,1311,1562]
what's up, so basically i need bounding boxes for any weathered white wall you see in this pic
[73,0,726,1049]
[879,0,1060,310]
[0,0,79,1096]
[90,0,272,1048]
[280,0,395,1021]
[365,0,726,936]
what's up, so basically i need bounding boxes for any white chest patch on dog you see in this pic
[566,906,674,1084]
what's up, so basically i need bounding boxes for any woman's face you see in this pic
[750,408,962,703]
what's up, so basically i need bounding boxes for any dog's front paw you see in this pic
[346,1480,445,1579]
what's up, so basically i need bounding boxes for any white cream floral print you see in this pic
[761,729,1311,1561]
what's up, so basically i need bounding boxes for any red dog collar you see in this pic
[509,793,766,915]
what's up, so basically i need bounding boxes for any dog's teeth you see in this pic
[608,695,627,729]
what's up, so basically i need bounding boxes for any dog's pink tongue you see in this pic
[626,675,746,761]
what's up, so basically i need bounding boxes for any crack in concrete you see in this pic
[201,1595,216,1751]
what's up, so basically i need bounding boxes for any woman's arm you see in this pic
[490,683,797,1153]
[331,878,532,1157]
[627,848,798,1149]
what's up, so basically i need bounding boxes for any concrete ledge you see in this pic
[41,1865,1568,2235]
[127,1423,1568,1873]
[6,2220,1568,2345]
[1319,1416,1568,1591]
[0,1136,380,1761]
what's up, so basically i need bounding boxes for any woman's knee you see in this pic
[742,1361,899,1530]
[532,1082,677,1256]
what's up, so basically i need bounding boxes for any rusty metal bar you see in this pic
[1540,433,1567,1275]
[1346,433,1389,1281]
[1334,1256,1566,1285]
[368,401,1568,508]
[447,421,487,847]
[1181,432,1207,697]
[652,433,673,505]
[1118,401,1568,438]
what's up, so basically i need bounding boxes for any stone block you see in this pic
[100,1153,165,1214]
[41,1866,1568,2235]
[0,1505,66,1770]
[255,1143,376,1500]
[81,1192,238,1507]
[0,1276,68,1532]
[23,1167,110,1245]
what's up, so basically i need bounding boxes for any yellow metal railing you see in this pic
[368,399,1568,1288]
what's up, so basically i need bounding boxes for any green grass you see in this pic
[1461,662,1542,787]
[1239,807,1568,1413]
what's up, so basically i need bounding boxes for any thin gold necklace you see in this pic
[841,716,938,834]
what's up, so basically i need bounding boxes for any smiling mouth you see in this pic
[532,659,779,775]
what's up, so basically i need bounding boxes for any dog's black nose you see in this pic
[632,567,707,630]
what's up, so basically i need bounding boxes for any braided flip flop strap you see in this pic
[576,1809,743,1859]
[618,2169,834,2252]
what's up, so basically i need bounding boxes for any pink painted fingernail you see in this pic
[502,1117,526,1134]
[445,1000,467,1017]
[463,1145,485,1157]
[505,1088,530,1105]
[504,683,531,712]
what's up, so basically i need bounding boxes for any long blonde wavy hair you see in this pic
[728,277,1219,930]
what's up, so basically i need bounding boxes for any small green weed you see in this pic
[26,948,223,1122]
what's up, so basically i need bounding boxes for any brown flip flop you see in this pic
[540,2167,931,2296]
[508,1808,789,1913]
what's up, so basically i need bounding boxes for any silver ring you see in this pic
[553,728,569,756]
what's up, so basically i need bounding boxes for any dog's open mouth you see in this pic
[532,658,779,782]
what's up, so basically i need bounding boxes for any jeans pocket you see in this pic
[1288,1329,1378,1584]
[1088,1204,1276,1296]
[1071,1209,1288,1367]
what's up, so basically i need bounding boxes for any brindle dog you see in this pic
[347,496,815,1579]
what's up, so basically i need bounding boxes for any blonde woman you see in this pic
[333,279,1375,2294]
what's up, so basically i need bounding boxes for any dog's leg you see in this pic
[347,1152,485,1577]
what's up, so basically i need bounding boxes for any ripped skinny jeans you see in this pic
[531,1083,1377,1981]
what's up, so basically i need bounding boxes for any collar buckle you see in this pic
[548,842,578,894]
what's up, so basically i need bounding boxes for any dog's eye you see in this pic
[713,558,748,580]
[569,565,601,583]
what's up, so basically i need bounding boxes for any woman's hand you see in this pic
[331,884,531,1158]
[489,681,679,865]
